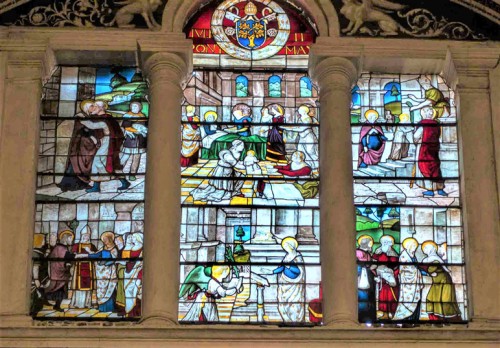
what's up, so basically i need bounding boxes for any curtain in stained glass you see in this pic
[180,0,321,325]
[351,73,467,324]
[32,66,148,320]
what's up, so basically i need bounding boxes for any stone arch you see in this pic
[161,0,339,37]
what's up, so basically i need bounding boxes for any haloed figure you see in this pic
[413,106,447,197]
[286,105,319,174]
[421,241,461,321]
[76,232,118,313]
[264,103,287,163]
[44,230,76,312]
[393,238,424,321]
[181,105,201,167]
[81,100,130,193]
[358,109,387,169]
[274,237,305,323]
[372,235,399,320]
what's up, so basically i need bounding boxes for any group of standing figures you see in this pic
[357,81,451,197]
[31,228,143,317]
[57,100,148,193]
[356,235,462,323]
[182,103,320,202]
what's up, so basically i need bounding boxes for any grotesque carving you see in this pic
[113,0,162,29]
[340,0,406,36]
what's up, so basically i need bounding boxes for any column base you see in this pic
[0,314,33,328]
[323,315,360,329]
[140,313,178,327]
[468,317,500,329]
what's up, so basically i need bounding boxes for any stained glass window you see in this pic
[180,0,320,325]
[32,66,148,320]
[187,0,316,68]
[351,73,467,324]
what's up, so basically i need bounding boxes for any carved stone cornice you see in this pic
[0,28,190,67]
[2,40,55,84]
[443,46,499,91]
[310,37,500,75]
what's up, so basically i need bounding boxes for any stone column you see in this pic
[489,64,500,211]
[309,56,359,326]
[140,52,191,325]
[455,68,500,324]
[0,53,48,325]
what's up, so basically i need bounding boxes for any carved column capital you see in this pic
[309,56,359,96]
[142,51,192,88]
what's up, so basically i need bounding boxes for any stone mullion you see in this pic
[0,58,45,324]
[455,70,500,324]
[310,56,360,326]
[140,52,190,325]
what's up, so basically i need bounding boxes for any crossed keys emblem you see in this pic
[224,2,278,49]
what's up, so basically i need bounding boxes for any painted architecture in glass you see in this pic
[352,73,467,324]
[31,66,148,319]
[179,0,321,325]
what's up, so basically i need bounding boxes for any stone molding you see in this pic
[1,323,500,345]
[2,42,55,84]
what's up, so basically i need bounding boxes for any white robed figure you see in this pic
[273,237,306,323]
[393,238,424,321]
[77,231,119,312]
[285,105,319,174]
[122,233,143,317]
[191,140,246,202]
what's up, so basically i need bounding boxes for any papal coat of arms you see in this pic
[211,0,291,60]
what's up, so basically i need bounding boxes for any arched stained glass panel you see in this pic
[299,77,313,97]
[351,73,467,324]
[180,0,320,325]
[236,75,249,97]
[31,66,148,320]
[268,75,282,98]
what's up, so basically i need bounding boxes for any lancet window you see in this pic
[31,66,148,320]
[351,73,467,324]
[179,0,321,325]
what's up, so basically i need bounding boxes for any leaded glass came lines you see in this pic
[31,66,148,320]
[351,73,467,324]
